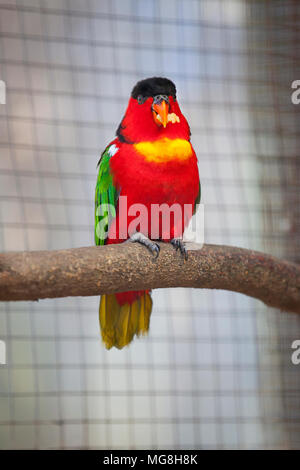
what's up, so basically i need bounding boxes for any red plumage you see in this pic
[106,95,199,306]
[97,77,200,348]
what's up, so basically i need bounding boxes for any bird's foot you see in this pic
[170,238,188,260]
[129,233,160,259]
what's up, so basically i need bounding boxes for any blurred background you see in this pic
[0,0,300,449]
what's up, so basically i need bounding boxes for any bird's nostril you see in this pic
[153,94,169,105]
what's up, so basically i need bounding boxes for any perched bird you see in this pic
[95,77,200,349]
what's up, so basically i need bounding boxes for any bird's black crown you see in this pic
[131,77,176,100]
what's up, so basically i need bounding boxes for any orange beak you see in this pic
[152,99,169,128]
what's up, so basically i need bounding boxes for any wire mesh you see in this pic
[0,0,299,449]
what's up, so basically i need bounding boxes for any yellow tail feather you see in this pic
[99,292,152,349]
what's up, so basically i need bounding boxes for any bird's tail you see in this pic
[99,291,152,349]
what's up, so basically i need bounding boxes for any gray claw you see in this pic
[129,233,160,259]
[152,243,160,258]
[170,238,188,260]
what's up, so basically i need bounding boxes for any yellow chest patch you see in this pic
[134,138,192,163]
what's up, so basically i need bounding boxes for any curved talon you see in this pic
[152,243,160,259]
[170,238,188,260]
[129,233,160,259]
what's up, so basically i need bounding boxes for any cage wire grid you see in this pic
[0,0,299,449]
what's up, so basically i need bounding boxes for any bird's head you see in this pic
[117,77,191,143]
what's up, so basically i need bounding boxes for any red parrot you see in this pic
[95,77,200,349]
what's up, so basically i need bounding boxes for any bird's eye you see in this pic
[137,95,145,104]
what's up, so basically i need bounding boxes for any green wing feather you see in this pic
[95,145,118,246]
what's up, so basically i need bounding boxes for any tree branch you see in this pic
[0,243,300,313]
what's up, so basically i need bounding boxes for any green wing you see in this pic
[95,144,119,246]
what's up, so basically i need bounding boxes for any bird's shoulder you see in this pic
[97,137,122,168]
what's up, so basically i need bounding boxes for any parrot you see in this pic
[95,77,200,349]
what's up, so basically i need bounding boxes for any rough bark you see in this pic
[0,243,300,314]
